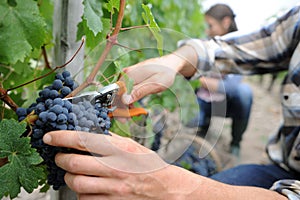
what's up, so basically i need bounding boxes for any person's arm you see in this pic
[123,6,300,104]
[184,6,300,81]
[199,76,220,92]
[43,131,287,200]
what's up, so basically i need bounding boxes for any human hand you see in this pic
[43,131,283,200]
[43,131,202,199]
[120,45,199,105]
[121,56,178,104]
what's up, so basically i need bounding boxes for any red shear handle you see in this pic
[108,107,148,118]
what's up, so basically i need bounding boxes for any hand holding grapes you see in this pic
[43,130,286,200]
[42,131,200,199]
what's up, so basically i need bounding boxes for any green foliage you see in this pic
[0,119,45,199]
[146,0,205,38]
[141,4,163,55]
[179,161,192,170]
[83,0,104,36]
[0,0,47,64]
[77,17,110,49]
[105,0,120,13]
[37,0,54,44]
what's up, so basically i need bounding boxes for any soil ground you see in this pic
[235,75,282,166]
[186,74,283,169]
[224,75,282,167]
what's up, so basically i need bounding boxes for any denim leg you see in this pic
[227,83,253,147]
[196,98,213,137]
[198,98,212,128]
[210,164,297,189]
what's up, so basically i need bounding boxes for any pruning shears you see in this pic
[66,81,148,118]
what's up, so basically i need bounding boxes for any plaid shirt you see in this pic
[179,5,300,199]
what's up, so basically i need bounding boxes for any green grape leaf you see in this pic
[77,18,110,49]
[114,59,134,93]
[38,0,54,43]
[0,119,45,199]
[110,120,131,137]
[106,0,120,13]
[141,4,163,56]
[83,0,103,36]
[0,0,47,64]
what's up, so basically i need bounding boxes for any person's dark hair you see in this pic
[205,3,238,33]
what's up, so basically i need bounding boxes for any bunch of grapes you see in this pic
[173,145,218,177]
[16,71,111,190]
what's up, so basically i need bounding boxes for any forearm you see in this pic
[199,76,219,92]
[167,45,198,77]
[165,166,287,200]
[193,178,288,200]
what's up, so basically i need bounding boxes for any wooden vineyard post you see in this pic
[52,0,84,199]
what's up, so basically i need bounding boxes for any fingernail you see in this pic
[122,94,132,104]
[43,134,52,144]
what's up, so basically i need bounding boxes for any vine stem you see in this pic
[0,88,18,111]
[42,45,51,69]
[67,0,126,97]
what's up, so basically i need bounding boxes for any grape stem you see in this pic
[0,158,8,167]
[42,45,51,69]
[67,0,126,98]
[0,87,18,111]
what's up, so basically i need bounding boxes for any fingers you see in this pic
[43,130,151,156]
[65,173,120,194]
[43,130,115,156]
[55,153,112,177]
[129,81,169,103]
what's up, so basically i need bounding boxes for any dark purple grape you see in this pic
[62,70,71,78]
[53,98,64,106]
[49,90,59,99]
[52,79,63,90]
[46,112,57,122]
[55,73,64,81]
[57,113,67,124]
[49,104,63,115]
[61,86,71,96]
[16,107,27,117]
[64,77,74,87]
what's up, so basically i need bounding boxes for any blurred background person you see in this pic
[186,4,253,157]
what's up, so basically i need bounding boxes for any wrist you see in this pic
[166,45,198,77]
[154,165,203,199]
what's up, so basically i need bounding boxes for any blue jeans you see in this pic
[198,83,253,147]
[210,164,300,188]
